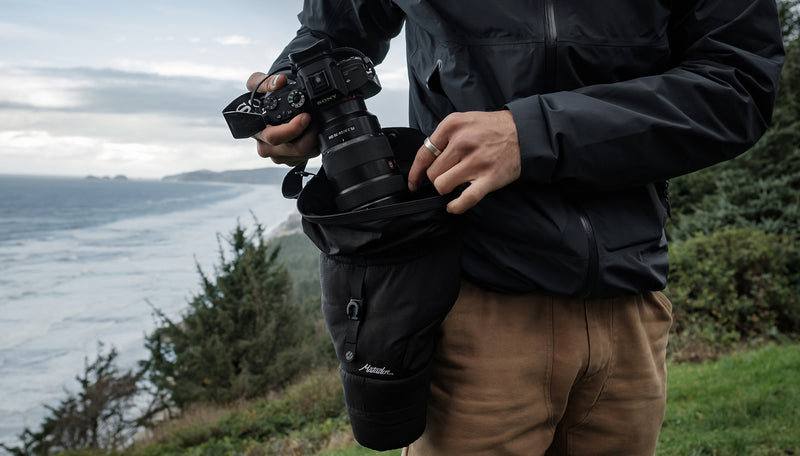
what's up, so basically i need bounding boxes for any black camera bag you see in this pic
[288,128,462,451]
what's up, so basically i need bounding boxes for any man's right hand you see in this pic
[246,72,319,166]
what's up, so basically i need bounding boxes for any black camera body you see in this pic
[223,40,408,211]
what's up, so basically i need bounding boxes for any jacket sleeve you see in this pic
[268,0,405,76]
[506,0,785,190]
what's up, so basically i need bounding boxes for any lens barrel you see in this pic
[318,99,408,211]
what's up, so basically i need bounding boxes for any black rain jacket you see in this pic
[270,0,785,297]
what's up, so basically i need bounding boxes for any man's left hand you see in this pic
[408,110,521,214]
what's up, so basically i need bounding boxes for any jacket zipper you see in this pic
[543,0,558,92]
[578,210,599,298]
[543,3,598,296]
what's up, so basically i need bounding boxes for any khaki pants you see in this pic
[403,281,672,456]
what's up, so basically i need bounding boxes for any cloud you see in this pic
[0,64,243,120]
[368,89,409,128]
[109,59,252,82]
[0,62,409,125]
[0,130,170,159]
[0,62,252,177]
[215,35,253,46]
[376,67,409,91]
[0,130,173,174]
[0,127,261,178]
[0,55,409,179]
[0,65,92,109]
[0,21,55,40]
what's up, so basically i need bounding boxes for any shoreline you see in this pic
[0,181,298,448]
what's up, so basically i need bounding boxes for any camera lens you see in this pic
[285,40,406,211]
[318,99,408,211]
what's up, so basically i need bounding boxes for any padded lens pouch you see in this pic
[294,128,462,450]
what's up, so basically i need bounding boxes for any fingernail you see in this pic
[269,75,278,90]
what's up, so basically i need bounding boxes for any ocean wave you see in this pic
[0,179,298,443]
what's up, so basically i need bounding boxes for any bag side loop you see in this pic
[344,264,367,363]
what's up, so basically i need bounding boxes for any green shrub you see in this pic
[144,221,315,408]
[665,227,800,360]
[273,231,337,373]
[273,231,322,306]
[667,3,800,243]
[1,345,150,456]
[127,370,347,456]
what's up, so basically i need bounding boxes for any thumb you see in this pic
[246,73,287,93]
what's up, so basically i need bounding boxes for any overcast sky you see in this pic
[0,0,409,178]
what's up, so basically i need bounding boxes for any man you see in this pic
[246,1,784,454]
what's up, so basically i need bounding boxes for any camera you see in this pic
[223,39,408,211]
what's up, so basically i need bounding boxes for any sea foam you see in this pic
[0,182,297,447]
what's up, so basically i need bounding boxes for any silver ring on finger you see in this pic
[424,136,442,157]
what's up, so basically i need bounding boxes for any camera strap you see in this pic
[281,160,313,199]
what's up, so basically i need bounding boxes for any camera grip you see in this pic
[222,85,311,139]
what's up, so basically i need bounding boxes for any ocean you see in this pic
[0,175,298,448]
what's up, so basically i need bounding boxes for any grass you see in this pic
[656,343,800,455]
[125,369,351,456]
[55,344,797,456]
[315,344,800,456]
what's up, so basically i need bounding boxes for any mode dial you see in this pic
[287,90,306,109]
